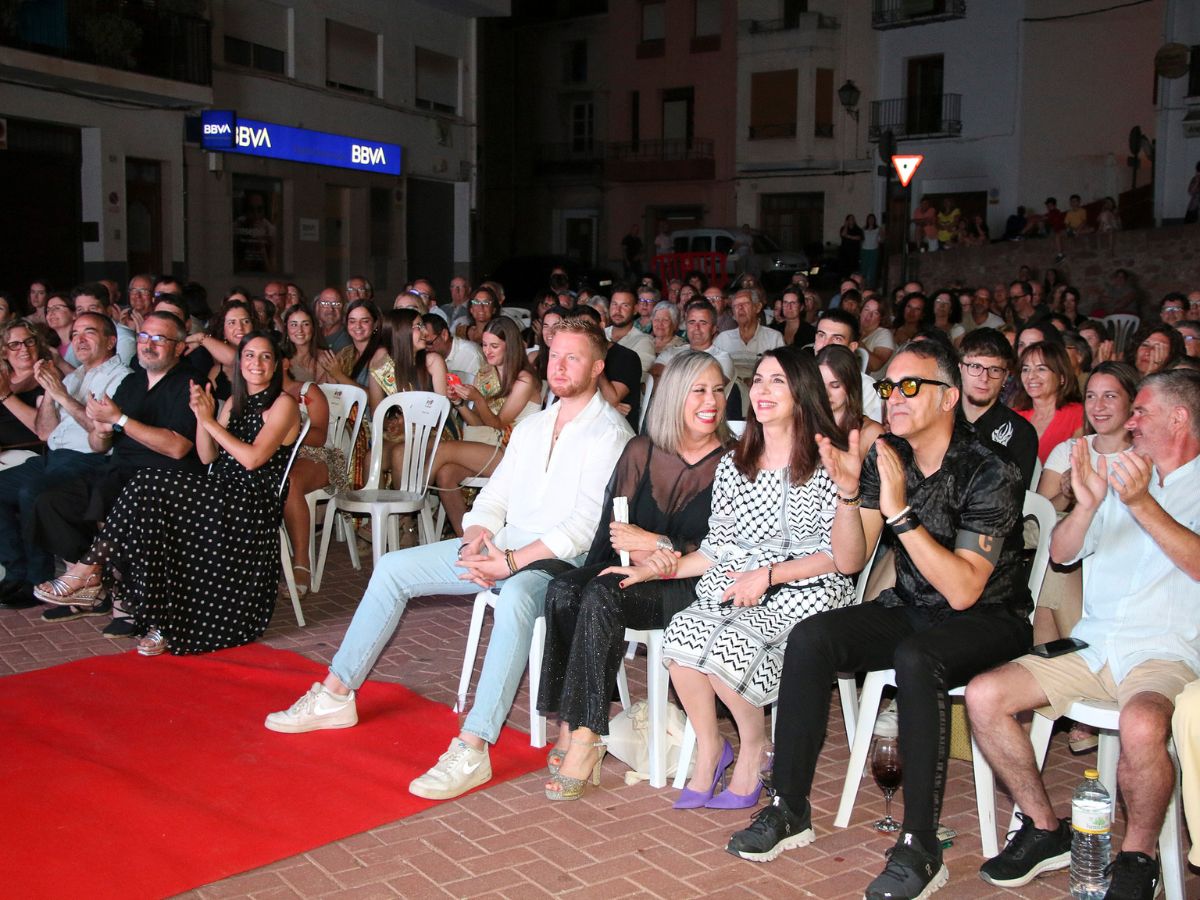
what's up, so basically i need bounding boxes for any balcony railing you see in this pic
[533,141,603,175]
[0,0,211,86]
[748,123,797,140]
[873,0,966,29]
[869,94,962,140]
[746,13,840,33]
[604,138,715,182]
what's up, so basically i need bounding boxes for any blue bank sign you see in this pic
[200,110,402,176]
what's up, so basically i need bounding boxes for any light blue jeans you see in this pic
[329,538,572,745]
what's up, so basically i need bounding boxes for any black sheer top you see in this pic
[584,434,725,567]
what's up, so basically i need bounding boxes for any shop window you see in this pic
[750,69,798,140]
[416,47,460,115]
[326,19,378,97]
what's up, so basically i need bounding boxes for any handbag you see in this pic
[603,699,693,785]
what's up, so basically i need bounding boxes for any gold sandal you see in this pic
[545,740,606,802]
[547,746,567,776]
[137,628,168,657]
[34,572,103,606]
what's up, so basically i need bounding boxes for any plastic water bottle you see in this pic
[1069,768,1112,900]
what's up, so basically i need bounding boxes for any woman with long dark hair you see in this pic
[186,298,255,402]
[818,345,882,458]
[322,299,388,389]
[606,349,858,809]
[36,331,301,656]
[282,303,328,384]
[428,316,541,535]
[539,352,731,800]
[1012,341,1084,463]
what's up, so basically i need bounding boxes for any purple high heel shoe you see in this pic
[705,780,764,810]
[673,740,734,809]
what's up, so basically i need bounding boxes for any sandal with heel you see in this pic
[545,739,607,801]
[547,746,567,776]
[34,571,103,606]
[293,566,311,598]
[137,628,168,657]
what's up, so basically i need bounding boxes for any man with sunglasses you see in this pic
[27,312,199,631]
[728,339,1031,900]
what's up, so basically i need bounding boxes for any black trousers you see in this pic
[537,562,698,735]
[773,602,1031,833]
[30,463,131,565]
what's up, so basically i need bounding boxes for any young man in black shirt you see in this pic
[727,339,1032,900]
[958,328,1039,488]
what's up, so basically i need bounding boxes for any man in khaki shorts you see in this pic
[966,369,1200,899]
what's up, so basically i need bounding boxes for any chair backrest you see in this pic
[638,372,655,432]
[1029,456,1043,491]
[1103,313,1140,356]
[362,391,451,494]
[501,306,531,330]
[278,418,312,497]
[1023,489,1057,613]
[855,347,869,373]
[317,383,368,463]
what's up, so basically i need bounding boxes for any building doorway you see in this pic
[126,158,163,277]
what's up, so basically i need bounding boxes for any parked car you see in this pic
[666,227,809,290]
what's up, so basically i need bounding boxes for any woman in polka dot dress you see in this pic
[37,331,301,656]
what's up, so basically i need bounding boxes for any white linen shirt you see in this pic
[655,343,735,383]
[48,355,131,452]
[1068,453,1200,682]
[444,336,484,384]
[463,389,633,559]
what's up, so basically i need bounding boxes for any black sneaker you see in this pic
[979,812,1071,887]
[41,597,112,622]
[725,796,815,863]
[102,618,138,639]
[1104,850,1160,899]
[0,581,37,609]
[865,834,949,900]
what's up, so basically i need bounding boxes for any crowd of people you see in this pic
[3,257,1199,899]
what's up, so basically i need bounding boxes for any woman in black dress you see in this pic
[36,331,301,656]
[541,351,731,800]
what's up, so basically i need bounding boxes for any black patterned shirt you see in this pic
[860,420,1030,620]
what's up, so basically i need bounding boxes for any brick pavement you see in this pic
[2,545,1193,899]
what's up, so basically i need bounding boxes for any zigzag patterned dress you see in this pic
[661,454,854,707]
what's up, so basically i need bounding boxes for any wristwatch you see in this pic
[655,536,673,552]
[112,414,129,434]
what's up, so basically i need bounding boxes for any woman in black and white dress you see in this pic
[606,349,859,809]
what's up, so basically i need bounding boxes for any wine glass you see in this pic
[870,735,903,833]
[759,741,775,799]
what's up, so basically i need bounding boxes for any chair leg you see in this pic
[837,674,860,750]
[834,670,888,829]
[1097,732,1119,798]
[971,730,999,858]
[674,717,697,791]
[645,632,667,788]
[279,527,305,627]
[1161,741,1186,900]
[314,498,341,593]
[455,593,490,714]
[343,513,361,571]
[615,660,631,711]
[528,616,547,748]
[370,513,387,568]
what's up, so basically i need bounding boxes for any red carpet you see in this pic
[0,643,546,899]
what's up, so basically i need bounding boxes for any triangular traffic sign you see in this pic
[891,154,924,188]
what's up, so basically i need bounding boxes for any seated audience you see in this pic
[454,285,500,344]
[892,292,929,345]
[728,340,1030,900]
[283,303,328,384]
[189,298,254,402]
[859,295,896,378]
[422,313,483,386]
[264,319,632,806]
[44,290,75,360]
[1127,323,1185,378]
[649,302,684,357]
[770,287,816,348]
[321,299,388,390]
[605,288,656,374]
[713,289,784,384]
[812,308,883,422]
[818,345,882,459]
[930,290,965,346]
[1013,342,1084,463]
[968,369,1200,899]
[429,316,542,535]
[539,352,730,800]
[0,319,49,456]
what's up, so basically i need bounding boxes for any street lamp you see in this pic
[837,79,861,122]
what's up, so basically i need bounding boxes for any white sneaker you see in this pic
[409,738,492,800]
[264,682,358,733]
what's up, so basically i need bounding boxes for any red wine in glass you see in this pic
[870,736,903,833]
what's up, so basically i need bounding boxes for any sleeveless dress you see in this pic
[91,389,294,654]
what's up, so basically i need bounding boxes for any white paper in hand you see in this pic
[612,496,630,567]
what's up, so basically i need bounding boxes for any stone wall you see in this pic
[893,224,1200,319]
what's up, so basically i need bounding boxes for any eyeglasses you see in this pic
[346,286,367,295]
[153,291,176,299]
[5,337,37,351]
[1162,306,1184,314]
[136,331,180,345]
[875,377,950,399]
[470,299,493,307]
[129,288,152,296]
[961,362,1008,380]
[315,300,343,308]
[46,305,71,314]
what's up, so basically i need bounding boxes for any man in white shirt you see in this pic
[713,288,784,378]
[651,299,734,383]
[68,284,136,366]
[423,314,483,384]
[964,288,1005,334]
[812,308,883,422]
[968,369,1200,896]
[266,319,633,800]
[605,287,655,374]
[0,312,129,602]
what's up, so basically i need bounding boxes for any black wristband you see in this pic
[891,509,921,536]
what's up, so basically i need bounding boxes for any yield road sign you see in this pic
[891,154,924,188]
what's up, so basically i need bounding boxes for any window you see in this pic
[784,0,808,28]
[761,192,824,252]
[415,47,460,115]
[642,2,665,40]
[564,40,587,84]
[749,69,798,140]
[905,55,944,134]
[1189,45,1200,97]
[223,0,287,76]
[631,90,640,147]
[695,0,721,36]
[570,102,594,153]
[662,87,694,147]
[814,68,833,138]
[326,20,378,97]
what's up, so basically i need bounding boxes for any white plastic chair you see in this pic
[276,419,312,626]
[727,420,746,438]
[314,391,450,576]
[833,491,1057,859]
[1012,701,1186,900]
[1103,314,1140,357]
[856,347,870,373]
[501,306,532,330]
[308,384,368,592]
[613,627,671,788]
[638,373,655,433]
[432,476,489,540]
[455,587,548,748]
